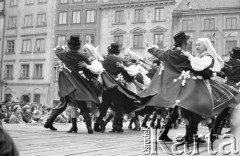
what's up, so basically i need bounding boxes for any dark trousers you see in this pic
[47,97,69,123]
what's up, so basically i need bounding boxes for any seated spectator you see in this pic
[0,104,12,124]
[21,105,33,123]
[0,126,19,156]
[9,105,24,124]
[32,105,42,122]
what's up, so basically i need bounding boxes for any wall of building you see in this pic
[1,0,56,105]
[100,0,177,61]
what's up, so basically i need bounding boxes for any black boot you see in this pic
[214,107,230,135]
[67,118,78,133]
[132,117,141,131]
[191,123,206,144]
[207,121,218,142]
[44,120,57,131]
[128,118,133,130]
[150,112,157,128]
[110,112,124,133]
[85,116,93,134]
[96,118,105,133]
[158,117,173,142]
[119,117,123,129]
[104,113,113,126]
[93,122,101,132]
[141,114,150,128]
[155,118,161,129]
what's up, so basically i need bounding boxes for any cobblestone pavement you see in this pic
[3,122,240,156]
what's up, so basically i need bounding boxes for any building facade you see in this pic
[99,0,179,60]
[1,0,56,105]
[172,0,240,59]
[52,0,102,101]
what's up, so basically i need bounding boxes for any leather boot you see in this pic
[155,118,161,129]
[85,116,93,134]
[158,117,173,142]
[44,120,57,131]
[214,107,230,135]
[119,117,123,129]
[93,122,101,132]
[176,125,188,142]
[128,118,133,130]
[104,113,113,126]
[67,118,78,133]
[141,114,150,128]
[110,112,124,133]
[207,121,218,142]
[132,117,141,131]
[96,118,105,133]
[150,112,157,127]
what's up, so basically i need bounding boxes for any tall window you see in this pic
[35,38,45,52]
[34,64,43,78]
[182,19,193,31]
[73,0,82,2]
[26,0,34,5]
[86,10,95,23]
[226,17,237,30]
[72,11,81,24]
[133,34,143,48]
[204,18,215,30]
[24,15,32,27]
[57,35,66,46]
[8,16,16,28]
[154,34,163,48]
[10,0,17,6]
[20,64,30,78]
[37,13,46,26]
[134,9,144,23]
[115,10,124,24]
[7,40,15,53]
[22,39,31,52]
[34,94,40,104]
[60,0,68,4]
[155,8,164,21]
[114,36,123,49]
[85,34,94,45]
[5,65,13,78]
[39,0,46,3]
[58,12,67,24]
[225,40,237,55]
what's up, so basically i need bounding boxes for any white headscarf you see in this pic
[83,43,104,61]
[196,38,224,72]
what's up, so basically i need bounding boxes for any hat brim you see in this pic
[174,35,190,46]
[67,40,81,45]
[229,51,240,59]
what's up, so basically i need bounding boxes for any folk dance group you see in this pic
[44,31,240,144]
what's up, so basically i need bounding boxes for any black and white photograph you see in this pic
[0,0,240,155]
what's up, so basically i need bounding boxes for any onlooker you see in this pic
[21,105,32,123]
[9,105,24,124]
[0,104,12,124]
[32,105,42,122]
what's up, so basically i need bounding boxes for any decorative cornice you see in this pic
[150,26,167,33]
[111,28,126,35]
[130,27,146,33]
[3,60,16,62]
[21,33,47,37]
[19,59,46,62]
[5,35,17,38]
[100,0,175,9]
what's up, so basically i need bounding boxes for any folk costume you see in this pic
[97,43,139,132]
[214,47,240,135]
[44,36,101,133]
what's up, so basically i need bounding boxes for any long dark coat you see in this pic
[55,48,100,104]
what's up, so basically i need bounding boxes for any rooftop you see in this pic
[175,0,240,11]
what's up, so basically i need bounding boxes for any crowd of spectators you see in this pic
[0,100,72,125]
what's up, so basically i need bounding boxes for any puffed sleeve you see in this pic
[188,55,213,71]
[124,65,140,77]
[86,59,104,75]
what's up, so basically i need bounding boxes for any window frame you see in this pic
[226,17,237,30]
[153,33,164,48]
[8,16,17,28]
[134,9,144,23]
[20,64,30,79]
[225,40,238,55]
[6,40,15,53]
[204,18,215,30]
[36,13,47,26]
[35,38,45,52]
[5,65,14,79]
[133,34,143,49]
[114,35,123,49]
[115,10,124,24]
[56,35,67,47]
[22,39,32,53]
[23,14,33,27]
[72,10,81,24]
[58,11,68,25]
[182,19,193,31]
[85,9,96,23]
[155,8,164,21]
[33,64,43,78]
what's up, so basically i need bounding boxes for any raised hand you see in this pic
[78,61,87,69]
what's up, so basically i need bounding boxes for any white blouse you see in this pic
[124,64,140,77]
[86,59,104,75]
[188,54,213,71]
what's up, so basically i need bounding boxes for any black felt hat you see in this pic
[173,31,190,46]
[68,35,81,46]
[230,47,240,59]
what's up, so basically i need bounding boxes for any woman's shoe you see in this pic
[67,126,78,133]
